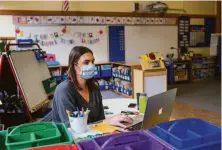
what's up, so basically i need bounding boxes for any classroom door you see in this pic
[109,26,125,62]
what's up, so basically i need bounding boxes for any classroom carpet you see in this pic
[168,77,221,115]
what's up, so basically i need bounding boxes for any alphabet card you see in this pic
[47,16,53,24]
[71,16,78,24]
[27,16,34,24]
[78,16,84,24]
[66,16,72,24]
[34,16,41,24]
[60,16,66,24]
[41,16,47,24]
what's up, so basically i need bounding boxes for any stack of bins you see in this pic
[76,130,173,150]
[146,118,221,150]
[0,122,74,150]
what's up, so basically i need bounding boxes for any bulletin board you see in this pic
[178,16,215,48]
[16,26,108,65]
[8,50,51,112]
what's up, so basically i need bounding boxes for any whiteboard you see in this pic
[125,26,178,63]
[17,26,108,65]
[144,75,167,97]
[10,50,51,111]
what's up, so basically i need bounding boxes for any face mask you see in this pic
[80,64,96,80]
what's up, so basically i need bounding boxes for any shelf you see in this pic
[112,90,133,98]
[192,68,215,70]
[113,76,131,82]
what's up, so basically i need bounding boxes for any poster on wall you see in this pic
[13,16,27,24]
[89,16,96,24]
[60,16,66,24]
[46,16,53,24]
[66,16,72,24]
[71,16,78,24]
[34,16,41,24]
[27,16,34,24]
[115,17,122,24]
[78,16,84,24]
[41,16,47,24]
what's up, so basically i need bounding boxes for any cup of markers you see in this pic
[66,107,90,134]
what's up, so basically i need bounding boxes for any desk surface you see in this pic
[103,98,221,126]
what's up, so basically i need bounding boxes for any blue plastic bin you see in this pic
[54,75,62,81]
[108,85,113,89]
[126,89,132,96]
[99,85,105,90]
[147,118,221,150]
[101,69,112,77]
[62,74,68,80]
[76,130,172,150]
[94,70,101,78]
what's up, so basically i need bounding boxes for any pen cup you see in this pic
[69,116,87,134]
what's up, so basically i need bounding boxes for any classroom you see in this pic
[0,1,221,149]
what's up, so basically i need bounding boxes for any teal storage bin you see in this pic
[42,77,57,94]
[6,122,61,150]
[147,118,221,150]
[1,123,73,150]
[0,131,7,150]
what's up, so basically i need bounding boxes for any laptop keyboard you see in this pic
[127,122,142,131]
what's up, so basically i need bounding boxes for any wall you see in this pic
[0,1,217,15]
[0,1,217,57]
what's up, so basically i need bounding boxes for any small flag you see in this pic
[63,0,69,11]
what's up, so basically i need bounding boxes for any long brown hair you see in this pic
[68,46,95,90]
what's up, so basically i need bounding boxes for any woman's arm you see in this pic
[98,91,105,120]
[53,85,77,127]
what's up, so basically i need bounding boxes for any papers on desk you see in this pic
[88,122,118,133]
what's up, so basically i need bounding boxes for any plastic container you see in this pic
[77,130,172,150]
[139,93,148,113]
[6,122,61,150]
[62,74,68,80]
[126,89,132,96]
[42,77,57,94]
[27,144,78,150]
[0,130,7,150]
[101,69,112,77]
[54,75,62,81]
[147,118,221,150]
[5,122,73,150]
[94,66,101,78]
[99,85,105,90]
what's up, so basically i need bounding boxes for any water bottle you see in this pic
[139,93,148,113]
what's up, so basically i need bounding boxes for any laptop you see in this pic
[122,88,177,131]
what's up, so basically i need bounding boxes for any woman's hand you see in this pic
[103,114,133,128]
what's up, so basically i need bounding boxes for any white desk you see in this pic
[69,98,138,140]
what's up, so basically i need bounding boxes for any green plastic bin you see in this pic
[42,77,57,94]
[0,130,7,150]
[6,122,61,150]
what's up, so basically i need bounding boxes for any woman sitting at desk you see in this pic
[52,46,132,128]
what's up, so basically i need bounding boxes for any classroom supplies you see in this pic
[147,118,221,150]
[88,123,118,133]
[69,117,87,134]
[139,52,165,70]
[76,130,172,150]
[67,108,90,134]
[3,122,73,150]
